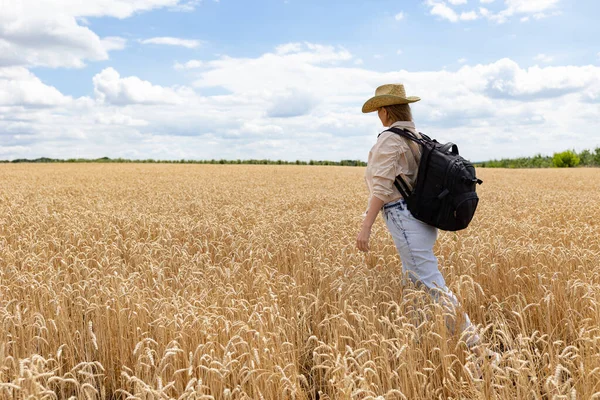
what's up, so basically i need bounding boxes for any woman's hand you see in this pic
[357,196,384,252]
[356,225,372,252]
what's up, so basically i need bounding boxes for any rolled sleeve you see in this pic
[370,138,406,202]
[372,162,396,201]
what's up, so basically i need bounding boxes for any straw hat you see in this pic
[361,83,420,113]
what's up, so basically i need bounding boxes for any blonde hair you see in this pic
[383,104,413,123]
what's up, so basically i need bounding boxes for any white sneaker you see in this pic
[466,347,501,380]
[481,348,501,367]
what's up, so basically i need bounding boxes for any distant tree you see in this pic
[341,159,365,166]
[552,150,580,168]
[531,154,553,168]
[594,148,600,166]
[578,149,593,166]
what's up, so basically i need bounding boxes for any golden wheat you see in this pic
[1,164,599,399]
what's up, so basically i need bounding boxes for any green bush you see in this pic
[552,150,580,168]
[578,149,593,166]
[594,148,600,166]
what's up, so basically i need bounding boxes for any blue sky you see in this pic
[1,0,600,162]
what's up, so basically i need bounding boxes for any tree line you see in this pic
[0,157,367,167]
[477,148,600,168]
[3,148,599,168]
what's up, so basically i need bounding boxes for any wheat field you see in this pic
[0,164,599,399]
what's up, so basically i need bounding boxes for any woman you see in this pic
[357,83,498,362]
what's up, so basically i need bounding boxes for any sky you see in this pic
[1,0,599,162]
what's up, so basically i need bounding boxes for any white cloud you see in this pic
[174,60,205,70]
[396,49,404,55]
[170,0,202,12]
[193,43,354,95]
[276,43,304,55]
[458,58,468,64]
[428,2,459,22]
[395,12,405,21]
[534,53,554,63]
[2,43,600,163]
[0,67,72,106]
[533,10,562,19]
[479,0,561,23]
[504,0,560,14]
[140,37,202,48]
[425,1,478,22]
[95,113,149,126]
[269,43,352,64]
[477,59,598,100]
[101,37,128,52]
[428,0,562,23]
[267,89,318,118]
[93,68,196,105]
[48,0,183,19]
[0,146,30,156]
[0,0,199,68]
[0,18,110,68]
[460,11,479,20]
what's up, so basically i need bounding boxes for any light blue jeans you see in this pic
[382,199,480,347]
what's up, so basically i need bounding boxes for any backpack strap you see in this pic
[384,127,424,144]
[394,175,411,200]
[387,127,459,155]
[386,127,422,161]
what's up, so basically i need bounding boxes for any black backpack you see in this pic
[386,127,483,231]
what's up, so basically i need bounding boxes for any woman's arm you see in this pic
[356,196,384,252]
[358,134,406,252]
